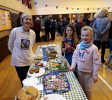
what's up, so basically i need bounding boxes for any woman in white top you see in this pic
[8,14,35,86]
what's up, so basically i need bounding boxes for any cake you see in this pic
[29,70,34,74]
[16,87,39,100]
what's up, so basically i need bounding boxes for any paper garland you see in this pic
[33,2,111,11]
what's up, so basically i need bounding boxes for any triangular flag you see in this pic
[40,3,42,5]
[56,6,58,9]
[45,4,48,7]
[97,8,100,10]
[61,7,64,9]
[66,7,68,10]
[75,10,77,12]
[71,8,74,10]
[77,8,79,10]
[92,8,95,10]
[108,7,110,10]
[87,8,89,10]
[34,2,37,5]
[102,8,105,9]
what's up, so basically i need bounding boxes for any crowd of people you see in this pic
[8,8,112,100]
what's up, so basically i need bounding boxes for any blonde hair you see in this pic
[94,12,99,18]
[77,13,84,19]
[63,24,78,45]
[99,9,108,17]
[81,26,94,42]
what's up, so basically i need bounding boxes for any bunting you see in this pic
[66,7,68,10]
[34,2,37,5]
[97,8,100,10]
[45,4,48,7]
[87,8,89,10]
[61,7,64,9]
[71,8,74,10]
[28,0,32,9]
[22,0,25,4]
[75,10,77,12]
[108,7,110,10]
[92,8,95,10]
[56,6,58,9]
[77,8,79,10]
[25,0,28,6]
[40,3,42,5]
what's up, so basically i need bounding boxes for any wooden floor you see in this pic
[0,35,112,100]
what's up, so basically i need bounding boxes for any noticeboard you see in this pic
[0,8,12,32]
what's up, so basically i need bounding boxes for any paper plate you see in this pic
[22,77,39,86]
[28,68,45,77]
[40,94,66,100]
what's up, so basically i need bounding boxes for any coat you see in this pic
[93,17,111,42]
[90,18,96,27]
[74,22,86,40]
[34,21,41,31]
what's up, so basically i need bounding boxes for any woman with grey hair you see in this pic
[93,9,111,63]
[90,12,99,27]
[8,14,35,86]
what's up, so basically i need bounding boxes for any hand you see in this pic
[62,48,66,53]
[70,67,75,72]
[93,77,98,83]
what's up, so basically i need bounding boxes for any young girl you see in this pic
[70,26,101,100]
[61,24,78,65]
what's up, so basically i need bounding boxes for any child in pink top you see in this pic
[70,26,101,100]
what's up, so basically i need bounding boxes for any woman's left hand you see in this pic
[93,77,98,83]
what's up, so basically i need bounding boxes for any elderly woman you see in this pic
[74,13,86,41]
[8,14,35,86]
[93,9,111,63]
[90,12,99,27]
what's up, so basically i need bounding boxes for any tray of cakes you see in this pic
[28,67,45,77]
[15,86,40,100]
[43,71,70,93]
[34,54,43,60]
[50,60,69,72]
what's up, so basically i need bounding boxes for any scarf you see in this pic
[80,41,92,50]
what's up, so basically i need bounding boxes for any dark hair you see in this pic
[19,12,23,16]
[63,24,78,45]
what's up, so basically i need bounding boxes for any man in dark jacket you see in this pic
[74,14,86,41]
[17,12,23,27]
[85,15,90,26]
[50,19,55,40]
[64,18,70,29]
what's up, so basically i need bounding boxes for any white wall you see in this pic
[0,0,31,14]
[31,0,112,15]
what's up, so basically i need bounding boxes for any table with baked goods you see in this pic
[27,44,88,100]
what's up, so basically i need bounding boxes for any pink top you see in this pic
[71,44,101,78]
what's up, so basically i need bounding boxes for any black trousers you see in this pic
[45,30,49,42]
[94,41,106,61]
[35,31,40,42]
[50,30,55,40]
[15,65,30,86]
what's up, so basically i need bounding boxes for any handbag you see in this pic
[107,52,112,64]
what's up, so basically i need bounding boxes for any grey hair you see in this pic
[94,12,99,18]
[99,9,108,17]
[20,14,32,25]
[77,13,84,19]
[81,26,94,42]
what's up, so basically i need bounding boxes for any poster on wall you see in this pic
[0,8,12,32]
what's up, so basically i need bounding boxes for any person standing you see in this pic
[8,14,35,86]
[34,17,41,42]
[85,15,91,26]
[70,26,101,100]
[74,14,86,41]
[45,16,50,42]
[93,9,111,63]
[50,19,55,40]
[17,12,23,27]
